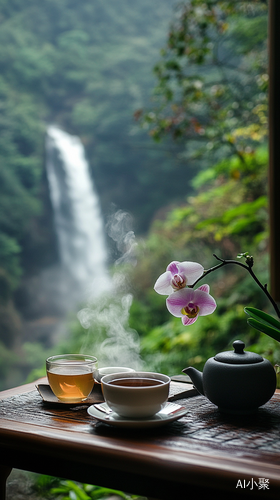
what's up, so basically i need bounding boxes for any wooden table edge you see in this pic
[0,381,280,499]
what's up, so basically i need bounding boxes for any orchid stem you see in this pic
[192,254,280,319]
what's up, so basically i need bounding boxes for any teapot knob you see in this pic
[233,340,245,354]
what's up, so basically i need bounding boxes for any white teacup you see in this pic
[101,371,170,418]
[95,366,135,383]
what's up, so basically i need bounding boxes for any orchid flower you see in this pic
[154,253,280,340]
[166,284,217,326]
[154,260,204,295]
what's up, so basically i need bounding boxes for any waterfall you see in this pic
[46,125,109,306]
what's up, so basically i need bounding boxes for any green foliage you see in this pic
[0,0,274,379]
[151,145,268,258]
[0,234,21,288]
[3,0,270,386]
[139,0,268,167]
[34,475,146,500]
[133,249,273,373]
[140,302,259,375]
[245,307,280,343]
[0,0,189,297]
[1,2,275,496]
[0,0,185,237]
[0,340,19,380]
[127,139,271,376]
[23,341,55,383]
[0,77,44,286]
[140,305,280,376]
[0,0,268,288]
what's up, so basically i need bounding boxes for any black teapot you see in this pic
[183,340,276,414]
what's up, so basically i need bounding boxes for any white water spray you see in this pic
[45,126,141,366]
[46,125,110,306]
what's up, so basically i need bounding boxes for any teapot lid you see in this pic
[214,340,263,364]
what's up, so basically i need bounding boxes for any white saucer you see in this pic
[87,404,188,428]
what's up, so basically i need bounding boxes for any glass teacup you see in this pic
[46,354,97,403]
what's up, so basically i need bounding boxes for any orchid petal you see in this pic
[166,285,216,324]
[197,284,209,294]
[177,261,204,285]
[193,290,216,316]
[155,260,204,295]
[166,261,180,275]
[166,288,195,317]
[154,271,173,295]
[182,315,198,326]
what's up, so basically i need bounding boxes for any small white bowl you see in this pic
[101,371,170,418]
[95,366,135,383]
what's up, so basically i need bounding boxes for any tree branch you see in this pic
[191,254,280,319]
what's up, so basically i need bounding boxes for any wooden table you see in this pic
[0,378,280,500]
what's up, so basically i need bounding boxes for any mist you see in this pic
[77,209,143,370]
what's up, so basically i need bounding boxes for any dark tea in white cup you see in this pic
[101,371,170,418]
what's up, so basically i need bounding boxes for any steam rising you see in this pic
[77,209,143,370]
[106,209,138,266]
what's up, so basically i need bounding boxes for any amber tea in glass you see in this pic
[46,354,97,403]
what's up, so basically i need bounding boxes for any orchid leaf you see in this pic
[247,317,280,342]
[244,306,280,330]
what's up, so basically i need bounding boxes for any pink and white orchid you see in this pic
[154,260,204,295]
[166,284,217,325]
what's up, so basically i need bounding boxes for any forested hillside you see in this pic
[1,0,278,394]
[3,1,279,497]
[48,0,276,381]
[126,0,279,376]
[0,0,181,289]
[0,0,182,388]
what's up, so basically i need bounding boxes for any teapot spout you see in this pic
[182,367,204,395]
